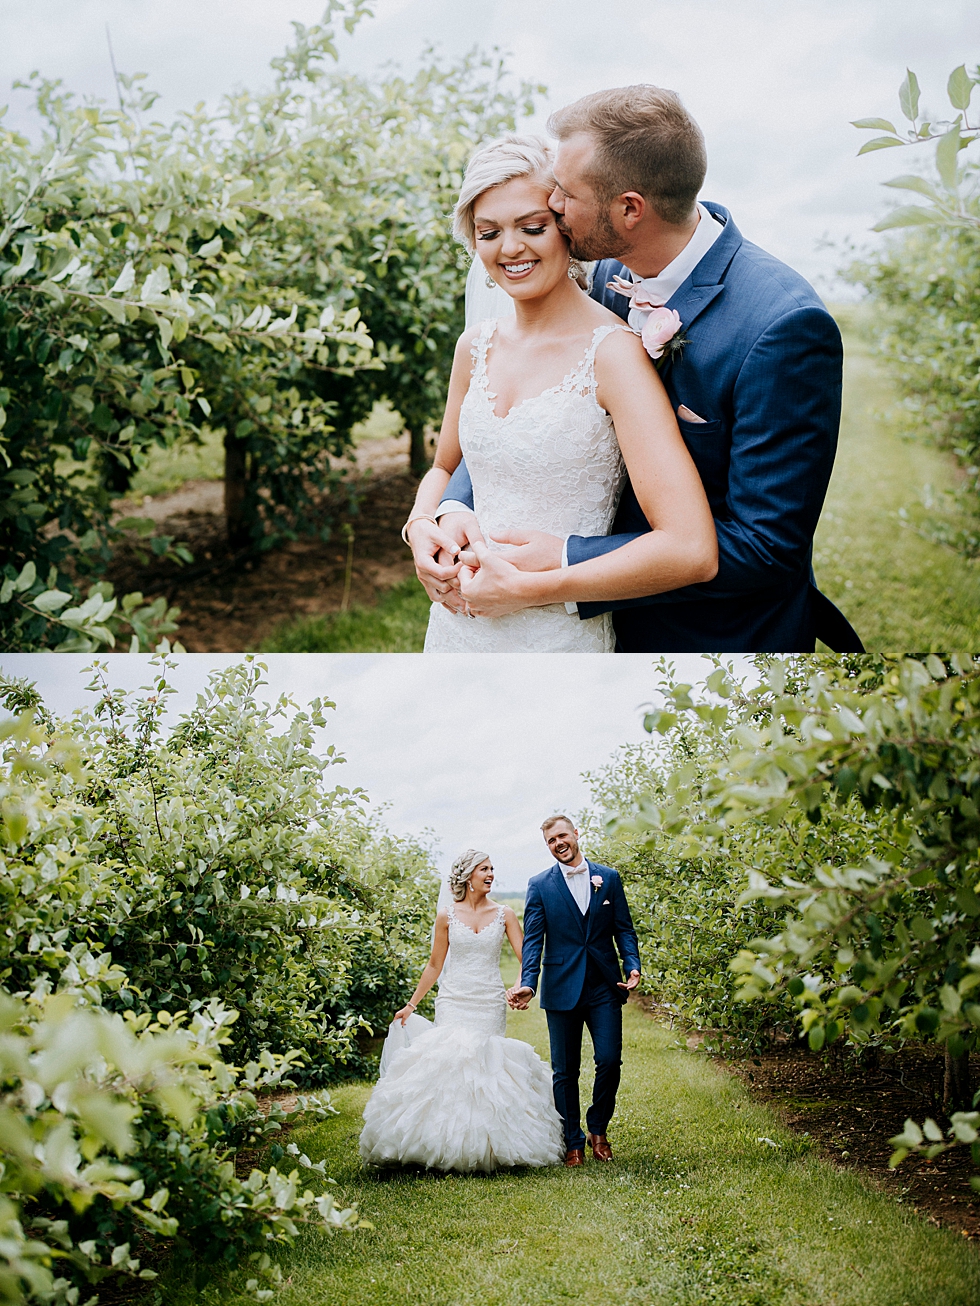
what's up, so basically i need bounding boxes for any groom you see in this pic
[411,85,862,653]
[508,816,641,1167]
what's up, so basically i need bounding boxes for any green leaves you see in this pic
[872,206,941,232]
[0,651,432,1298]
[899,68,921,123]
[947,64,974,112]
[935,124,964,191]
[857,135,905,156]
[851,117,899,135]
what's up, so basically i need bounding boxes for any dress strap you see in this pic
[469,318,498,391]
[566,323,632,399]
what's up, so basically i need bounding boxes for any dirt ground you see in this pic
[107,445,422,651]
[627,996,980,1238]
[724,1040,980,1238]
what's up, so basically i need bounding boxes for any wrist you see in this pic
[518,570,559,604]
[402,514,437,547]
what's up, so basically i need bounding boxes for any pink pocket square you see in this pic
[602,899,610,905]
[677,404,707,423]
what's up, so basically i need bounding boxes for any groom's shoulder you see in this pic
[527,868,552,892]
[727,237,830,321]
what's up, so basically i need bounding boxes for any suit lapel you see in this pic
[654,204,742,381]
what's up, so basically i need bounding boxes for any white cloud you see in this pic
[0,652,753,890]
[0,0,974,290]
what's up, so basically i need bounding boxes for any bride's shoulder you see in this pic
[456,319,492,349]
[592,320,649,371]
[489,899,518,920]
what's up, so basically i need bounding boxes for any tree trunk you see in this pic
[408,425,428,479]
[943,1045,973,1114]
[224,431,250,550]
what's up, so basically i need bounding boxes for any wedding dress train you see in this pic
[359,904,564,1172]
[423,319,630,653]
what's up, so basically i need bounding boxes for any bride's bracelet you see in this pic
[401,514,438,547]
[406,1000,418,1011]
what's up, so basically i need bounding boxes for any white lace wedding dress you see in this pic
[423,320,630,653]
[359,904,564,1172]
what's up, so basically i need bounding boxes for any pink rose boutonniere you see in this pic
[641,307,684,363]
[606,275,688,370]
[591,875,603,893]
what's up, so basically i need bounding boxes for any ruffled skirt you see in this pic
[359,1015,565,1172]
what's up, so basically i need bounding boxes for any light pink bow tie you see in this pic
[564,865,587,875]
[605,274,666,311]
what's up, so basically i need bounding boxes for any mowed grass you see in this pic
[258,578,430,652]
[814,319,980,651]
[162,990,980,1306]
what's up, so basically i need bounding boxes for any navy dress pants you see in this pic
[545,988,622,1151]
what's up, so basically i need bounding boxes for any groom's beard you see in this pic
[557,208,630,264]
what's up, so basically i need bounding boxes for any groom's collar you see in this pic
[658,202,741,345]
[606,202,742,343]
[686,202,742,287]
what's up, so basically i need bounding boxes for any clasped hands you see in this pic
[407,511,563,619]
[506,985,534,1010]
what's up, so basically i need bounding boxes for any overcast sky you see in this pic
[0,652,754,890]
[0,1,976,291]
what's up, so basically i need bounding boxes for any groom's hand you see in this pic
[617,970,641,992]
[489,528,564,572]
[507,985,534,1010]
[458,542,534,618]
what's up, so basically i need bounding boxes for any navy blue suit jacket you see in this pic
[520,861,641,1011]
[439,203,861,653]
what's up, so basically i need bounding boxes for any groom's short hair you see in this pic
[541,814,575,834]
[549,86,706,226]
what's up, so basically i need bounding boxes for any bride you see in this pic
[403,134,717,653]
[359,850,564,1172]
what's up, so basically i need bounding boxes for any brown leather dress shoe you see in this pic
[587,1133,613,1161]
[564,1148,585,1167]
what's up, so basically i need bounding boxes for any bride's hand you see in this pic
[458,541,534,618]
[487,528,564,572]
[506,985,534,1010]
[394,1003,417,1026]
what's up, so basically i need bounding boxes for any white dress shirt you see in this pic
[620,202,724,319]
[562,856,590,915]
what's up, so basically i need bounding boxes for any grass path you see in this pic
[814,325,980,650]
[170,995,980,1306]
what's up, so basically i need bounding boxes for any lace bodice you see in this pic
[424,320,630,653]
[464,319,628,539]
[435,904,507,1036]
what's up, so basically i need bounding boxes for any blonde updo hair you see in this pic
[448,849,490,902]
[451,133,589,290]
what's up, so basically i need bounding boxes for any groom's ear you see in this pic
[620,192,646,231]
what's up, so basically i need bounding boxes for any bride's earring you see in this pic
[567,259,578,280]
[485,272,496,289]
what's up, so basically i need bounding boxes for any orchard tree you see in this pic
[0,2,541,650]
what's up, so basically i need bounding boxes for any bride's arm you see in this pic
[461,331,717,612]
[403,328,486,563]
[393,911,450,1025]
[503,906,524,965]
